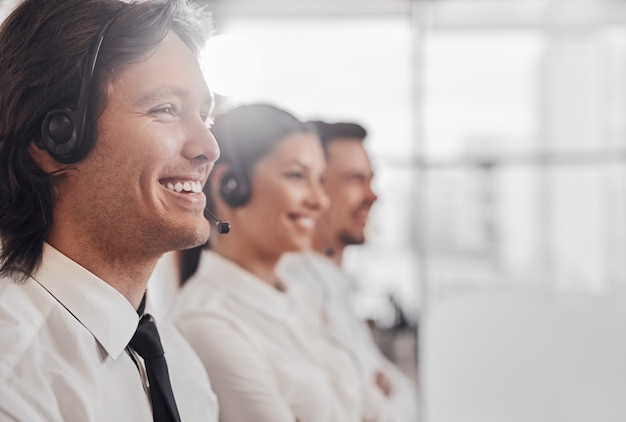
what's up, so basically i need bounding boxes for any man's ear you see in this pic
[28,141,66,173]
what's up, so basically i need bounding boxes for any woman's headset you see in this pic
[218,168,251,208]
[214,113,252,208]
[213,104,303,208]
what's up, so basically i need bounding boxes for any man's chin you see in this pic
[340,232,366,246]
[172,225,211,251]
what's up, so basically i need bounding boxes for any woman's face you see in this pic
[235,132,329,256]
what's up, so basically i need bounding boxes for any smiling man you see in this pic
[310,121,378,263]
[0,0,219,420]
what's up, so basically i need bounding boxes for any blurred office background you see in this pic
[200,1,626,421]
[4,0,626,420]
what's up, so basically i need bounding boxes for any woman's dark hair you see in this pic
[206,103,310,210]
[180,103,311,285]
[0,0,211,282]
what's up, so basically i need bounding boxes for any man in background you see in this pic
[279,120,418,422]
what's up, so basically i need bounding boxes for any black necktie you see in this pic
[129,314,182,422]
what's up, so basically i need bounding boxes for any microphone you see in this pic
[203,208,230,234]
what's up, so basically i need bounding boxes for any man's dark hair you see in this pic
[0,0,211,282]
[306,121,367,156]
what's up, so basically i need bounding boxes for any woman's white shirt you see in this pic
[169,249,366,422]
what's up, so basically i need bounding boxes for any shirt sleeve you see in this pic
[176,313,297,422]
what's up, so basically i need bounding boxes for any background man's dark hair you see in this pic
[0,0,211,282]
[306,121,367,155]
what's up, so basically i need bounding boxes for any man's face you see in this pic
[63,32,219,256]
[318,138,377,247]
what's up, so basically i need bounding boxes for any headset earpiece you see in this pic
[219,170,251,208]
[40,6,125,164]
[41,107,88,164]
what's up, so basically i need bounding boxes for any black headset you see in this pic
[216,115,252,207]
[218,167,251,208]
[40,7,125,164]
[216,105,306,208]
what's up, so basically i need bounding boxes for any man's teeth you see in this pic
[165,181,202,193]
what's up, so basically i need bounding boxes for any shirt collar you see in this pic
[195,250,291,321]
[31,243,139,359]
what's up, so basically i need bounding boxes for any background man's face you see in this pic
[319,138,377,247]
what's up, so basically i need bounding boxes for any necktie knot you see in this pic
[130,314,165,360]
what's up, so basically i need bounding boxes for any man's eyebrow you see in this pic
[134,85,214,109]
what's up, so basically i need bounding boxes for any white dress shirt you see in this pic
[0,243,218,422]
[169,249,370,422]
[279,251,418,422]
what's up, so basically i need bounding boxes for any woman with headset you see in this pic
[169,104,382,422]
